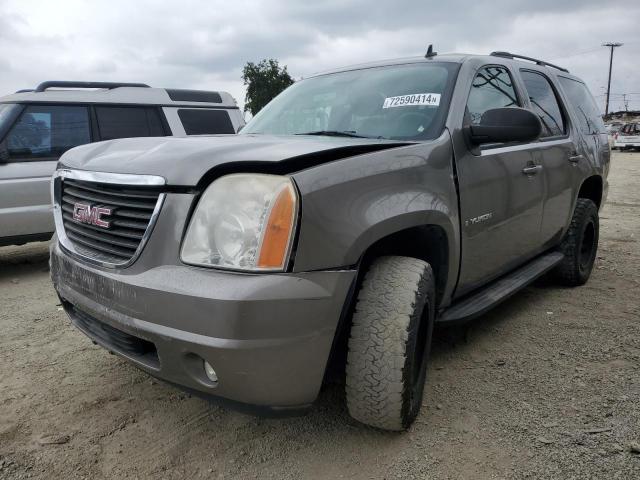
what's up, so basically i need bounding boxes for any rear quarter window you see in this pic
[178,109,235,135]
[558,77,605,135]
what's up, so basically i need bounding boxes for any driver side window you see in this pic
[465,66,519,125]
[4,105,90,161]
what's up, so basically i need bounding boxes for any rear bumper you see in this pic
[614,141,640,147]
[50,241,356,411]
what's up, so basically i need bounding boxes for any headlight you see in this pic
[180,174,298,271]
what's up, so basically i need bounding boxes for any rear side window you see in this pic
[558,77,605,135]
[623,123,640,134]
[3,104,90,160]
[465,66,519,125]
[178,109,235,135]
[520,70,565,138]
[95,106,165,140]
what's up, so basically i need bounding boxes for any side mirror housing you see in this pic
[469,107,541,145]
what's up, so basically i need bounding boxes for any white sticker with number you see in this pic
[382,93,441,109]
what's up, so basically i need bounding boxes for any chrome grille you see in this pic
[54,171,165,267]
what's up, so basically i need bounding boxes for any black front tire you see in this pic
[554,198,599,286]
[345,256,435,431]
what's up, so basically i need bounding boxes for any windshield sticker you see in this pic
[383,93,441,109]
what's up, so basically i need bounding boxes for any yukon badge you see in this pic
[465,212,493,227]
[72,203,112,228]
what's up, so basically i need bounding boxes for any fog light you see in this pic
[203,361,218,383]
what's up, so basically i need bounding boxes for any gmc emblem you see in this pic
[72,203,112,228]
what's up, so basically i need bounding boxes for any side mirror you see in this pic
[469,107,541,145]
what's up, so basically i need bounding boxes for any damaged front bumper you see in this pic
[50,240,356,413]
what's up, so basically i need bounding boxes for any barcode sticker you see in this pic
[383,93,441,109]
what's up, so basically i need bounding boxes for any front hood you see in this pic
[58,134,410,186]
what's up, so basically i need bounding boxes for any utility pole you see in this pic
[603,42,623,116]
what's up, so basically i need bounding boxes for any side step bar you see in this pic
[437,251,564,324]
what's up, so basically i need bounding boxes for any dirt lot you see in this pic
[1,152,639,480]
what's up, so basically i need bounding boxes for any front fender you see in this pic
[291,133,460,299]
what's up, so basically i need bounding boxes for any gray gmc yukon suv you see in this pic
[50,52,609,430]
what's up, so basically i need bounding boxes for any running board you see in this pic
[437,251,564,324]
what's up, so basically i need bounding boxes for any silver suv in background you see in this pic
[0,81,244,246]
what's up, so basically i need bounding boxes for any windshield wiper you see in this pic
[295,130,373,138]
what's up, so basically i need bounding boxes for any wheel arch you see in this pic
[323,219,454,385]
[356,223,451,305]
[577,174,603,208]
[344,210,458,304]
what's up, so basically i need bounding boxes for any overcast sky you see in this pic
[1,0,639,116]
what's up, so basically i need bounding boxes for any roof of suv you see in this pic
[311,52,582,82]
[0,81,239,109]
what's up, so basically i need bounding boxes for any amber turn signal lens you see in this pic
[257,184,297,269]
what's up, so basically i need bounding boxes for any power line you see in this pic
[594,93,640,97]
[548,46,603,61]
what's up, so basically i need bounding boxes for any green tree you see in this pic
[242,59,294,116]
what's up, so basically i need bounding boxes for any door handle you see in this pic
[522,164,543,175]
[568,154,584,163]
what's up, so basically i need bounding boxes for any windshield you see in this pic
[242,62,458,141]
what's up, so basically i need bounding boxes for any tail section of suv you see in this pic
[613,122,640,150]
[50,52,608,430]
[0,81,244,246]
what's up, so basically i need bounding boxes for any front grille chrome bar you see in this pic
[52,169,167,269]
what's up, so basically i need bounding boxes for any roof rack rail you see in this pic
[489,51,569,73]
[34,81,151,92]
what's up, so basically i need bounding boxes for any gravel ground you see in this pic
[1,151,639,479]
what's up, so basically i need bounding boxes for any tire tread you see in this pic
[554,198,598,286]
[345,256,433,431]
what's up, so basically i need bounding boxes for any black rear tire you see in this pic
[554,198,599,286]
[345,256,435,431]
